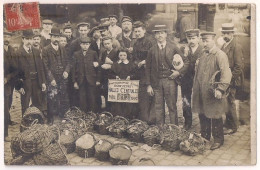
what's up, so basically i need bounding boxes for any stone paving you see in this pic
[4,90,252,166]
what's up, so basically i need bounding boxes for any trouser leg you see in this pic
[212,117,224,144]
[86,81,97,113]
[138,84,152,122]
[79,80,88,113]
[59,79,70,118]
[31,79,47,112]
[154,80,165,125]
[21,85,32,115]
[225,87,239,131]
[181,85,192,128]
[4,95,10,137]
[199,113,211,141]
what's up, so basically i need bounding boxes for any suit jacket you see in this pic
[42,44,71,82]
[221,38,243,87]
[116,31,136,49]
[145,41,189,88]
[72,49,100,86]
[16,46,46,89]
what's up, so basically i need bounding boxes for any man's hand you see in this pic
[93,62,99,68]
[63,71,68,79]
[116,76,120,80]
[96,81,100,86]
[214,89,222,99]
[51,80,57,86]
[74,82,79,89]
[19,88,25,95]
[169,70,180,79]
[101,64,112,70]
[126,76,130,80]
[4,78,7,84]
[147,85,154,96]
[138,60,146,68]
[42,83,46,92]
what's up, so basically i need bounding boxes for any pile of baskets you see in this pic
[126,119,149,143]
[107,116,129,138]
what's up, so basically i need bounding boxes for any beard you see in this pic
[223,37,231,43]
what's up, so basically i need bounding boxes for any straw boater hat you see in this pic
[219,23,237,32]
[49,27,61,36]
[152,24,168,32]
[185,29,200,37]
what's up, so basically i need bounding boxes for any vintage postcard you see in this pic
[1,0,256,167]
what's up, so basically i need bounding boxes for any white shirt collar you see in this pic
[4,45,9,52]
[23,45,31,53]
[190,44,199,54]
[157,41,167,49]
[118,59,129,64]
[51,43,59,51]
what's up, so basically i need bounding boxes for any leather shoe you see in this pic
[210,142,222,150]
[224,128,235,135]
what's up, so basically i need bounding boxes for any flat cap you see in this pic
[133,21,145,28]
[152,24,168,32]
[121,16,132,23]
[100,18,110,23]
[185,29,200,37]
[80,37,92,43]
[98,23,109,31]
[77,22,90,29]
[200,32,216,38]
[88,26,100,37]
[102,35,112,41]
[108,15,118,20]
[42,19,53,24]
[33,33,41,38]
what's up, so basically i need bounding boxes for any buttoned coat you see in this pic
[192,46,232,119]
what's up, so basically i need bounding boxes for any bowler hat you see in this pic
[49,27,61,36]
[121,16,132,23]
[108,15,118,20]
[80,37,92,43]
[133,21,145,28]
[152,25,168,32]
[185,29,200,37]
[219,23,237,32]
[200,32,216,39]
[63,23,72,30]
[77,22,90,29]
[22,30,34,38]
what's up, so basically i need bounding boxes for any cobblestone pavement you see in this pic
[4,90,252,166]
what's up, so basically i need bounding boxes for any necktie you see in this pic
[161,44,164,49]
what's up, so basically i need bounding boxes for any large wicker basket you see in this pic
[77,111,97,137]
[94,139,113,161]
[76,133,97,158]
[142,125,160,147]
[64,107,85,120]
[109,143,132,165]
[20,106,45,132]
[126,119,149,143]
[33,142,68,165]
[60,130,77,154]
[94,112,113,135]
[107,116,129,138]
[10,133,24,158]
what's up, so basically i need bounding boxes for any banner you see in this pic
[108,79,139,103]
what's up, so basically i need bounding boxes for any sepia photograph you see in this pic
[1,0,256,167]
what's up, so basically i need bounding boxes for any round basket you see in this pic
[107,116,129,138]
[76,133,97,158]
[60,130,77,154]
[77,112,97,136]
[132,157,155,166]
[19,124,52,154]
[142,125,160,147]
[126,119,149,143]
[64,107,85,120]
[10,133,24,158]
[109,143,132,165]
[94,112,113,135]
[179,132,206,156]
[20,106,45,132]
[33,142,68,165]
[159,124,188,152]
[94,139,113,161]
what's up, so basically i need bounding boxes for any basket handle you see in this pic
[114,116,129,123]
[100,111,113,119]
[30,119,38,126]
[130,119,143,124]
[112,143,132,151]
[85,111,97,120]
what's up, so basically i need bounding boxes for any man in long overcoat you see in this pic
[192,32,232,150]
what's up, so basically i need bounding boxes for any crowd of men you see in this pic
[4,14,244,150]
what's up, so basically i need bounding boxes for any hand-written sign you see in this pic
[108,79,139,103]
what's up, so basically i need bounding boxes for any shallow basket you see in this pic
[76,133,97,158]
[126,119,149,143]
[94,139,113,161]
[109,143,132,165]
[94,112,113,135]
[108,116,129,138]
[142,125,160,147]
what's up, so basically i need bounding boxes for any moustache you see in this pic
[223,37,230,42]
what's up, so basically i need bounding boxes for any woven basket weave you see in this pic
[94,139,113,161]
[109,143,132,165]
[76,133,97,158]
[60,130,77,154]
[142,125,160,147]
[126,119,149,143]
[94,112,113,135]
[107,116,129,138]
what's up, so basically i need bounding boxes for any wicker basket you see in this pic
[64,106,85,120]
[33,142,68,165]
[109,143,132,165]
[159,124,188,152]
[20,106,45,132]
[126,119,149,143]
[94,112,113,135]
[76,133,97,158]
[10,133,24,158]
[179,132,206,156]
[142,125,160,147]
[132,157,155,166]
[107,116,129,138]
[76,111,97,136]
[94,139,113,161]
[19,124,52,154]
[60,130,77,154]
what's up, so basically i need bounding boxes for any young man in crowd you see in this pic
[40,19,54,47]
[108,15,122,38]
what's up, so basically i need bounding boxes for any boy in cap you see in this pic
[219,23,244,135]
[192,32,232,150]
[62,23,74,46]
[72,37,100,113]
[108,15,122,38]
[16,30,47,116]
[42,27,71,122]
[180,29,204,130]
[40,19,54,47]
[146,25,189,126]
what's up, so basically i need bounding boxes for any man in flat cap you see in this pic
[42,27,71,123]
[108,15,122,38]
[116,16,136,56]
[146,25,189,126]
[132,21,154,123]
[4,31,19,141]
[72,37,100,113]
[16,30,47,116]
[219,23,244,135]
[192,32,232,150]
[40,19,54,47]
[180,29,204,130]
[62,23,75,47]
[32,33,42,53]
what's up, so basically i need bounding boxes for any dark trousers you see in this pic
[181,83,192,126]
[101,85,111,112]
[21,79,47,115]
[79,79,97,113]
[153,78,178,125]
[199,114,224,144]
[225,87,239,131]
[68,74,79,107]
